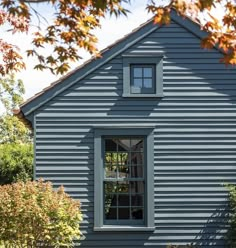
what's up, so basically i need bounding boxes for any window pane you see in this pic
[105,139,117,152]
[116,182,129,193]
[130,181,144,194]
[143,67,152,77]
[133,78,142,87]
[117,152,129,165]
[118,165,129,178]
[104,182,117,193]
[117,139,130,151]
[131,139,143,152]
[118,194,129,206]
[133,67,142,77]
[105,194,117,212]
[143,78,153,88]
[105,164,117,178]
[106,207,117,219]
[131,194,143,207]
[130,166,143,178]
[105,152,118,166]
[131,208,143,220]
[131,152,143,165]
[118,208,130,219]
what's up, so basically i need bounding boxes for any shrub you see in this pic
[0,180,82,247]
[226,184,236,248]
[0,143,33,184]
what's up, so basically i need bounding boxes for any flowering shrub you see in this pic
[0,180,82,247]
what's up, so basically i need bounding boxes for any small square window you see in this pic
[131,65,155,94]
[123,55,163,98]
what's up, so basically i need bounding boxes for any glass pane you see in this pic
[133,78,142,87]
[105,194,117,210]
[105,207,117,219]
[143,67,152,77]
[143,78,153,88]
[130,181,144,194]
[118,194,129,206]
[118,208,130,219]
[105,164,117,178]
[105,153,112,164]
[130,166,143,178]
[105,139,117,152]
[133,67,142,77]
[118,165,129,178]
[131,194,143,206]
[131,139,143,152]
[131,152,143,165]
[117,152,129,165]
[117,139,130,151]
[116,182,129,193]
[104,182,117,194]
[131,208,143,220]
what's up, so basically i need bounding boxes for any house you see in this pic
[17,10,236,247]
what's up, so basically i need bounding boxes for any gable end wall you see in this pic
[34,20,236,247]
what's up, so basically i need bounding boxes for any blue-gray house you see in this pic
[18,10,236,247]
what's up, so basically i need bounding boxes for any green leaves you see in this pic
[0,74,24,111]
[0,180,82,247]
[0,143,33,184]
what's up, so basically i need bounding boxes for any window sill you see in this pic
[94,226,155,232]
[122,93,163,98]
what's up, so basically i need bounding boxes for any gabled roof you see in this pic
[18,10,208,122]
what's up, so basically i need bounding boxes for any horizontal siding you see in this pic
[34,20,236,247]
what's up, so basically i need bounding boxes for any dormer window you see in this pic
[122,55,164,98]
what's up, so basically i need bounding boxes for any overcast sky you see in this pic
[2,1,153,105]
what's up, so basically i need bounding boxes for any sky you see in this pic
[1,1,153,106]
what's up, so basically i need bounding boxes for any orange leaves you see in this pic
[147,4,171,25]
[0,0,129,76]
[0,39,25,76]
[1,0,236,76]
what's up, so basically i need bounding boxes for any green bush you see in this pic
[226,184,236,247]
[0,180,82,247]
[0,143,33,184]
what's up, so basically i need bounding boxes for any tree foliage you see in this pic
[0,179,82,247]
[0,74,24,112]
[0,0,236,76]
[226,184,236,247]
[0,74,32,144]
[0,143,33,184]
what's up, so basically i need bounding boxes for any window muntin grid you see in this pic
[130,65,155,94]
[104,138,145,224]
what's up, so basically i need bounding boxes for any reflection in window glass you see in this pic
[131,65,155,94]
[104,138,145,222]
[143,67,152,77]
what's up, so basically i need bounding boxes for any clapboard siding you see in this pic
[33,19,236,247]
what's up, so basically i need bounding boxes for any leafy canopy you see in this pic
[0,74,32,144]
[0,0,236,76]
[0,143,33,184]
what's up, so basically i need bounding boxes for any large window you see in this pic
[94,128,154,231]
[104,138,145,224]
[123,55,163,98]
